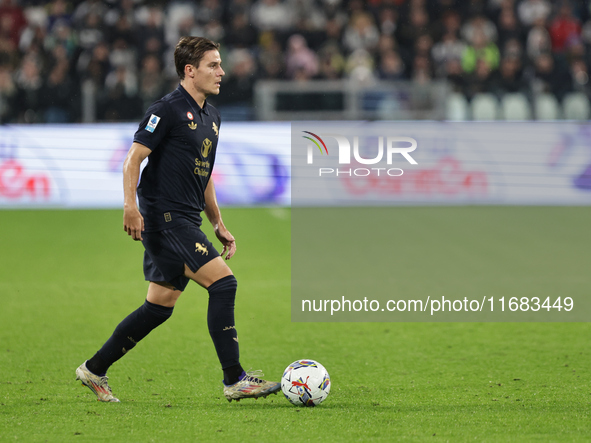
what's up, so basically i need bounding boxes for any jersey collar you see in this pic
[177,84,210,116]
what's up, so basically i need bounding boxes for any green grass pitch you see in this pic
[0,206,590,442]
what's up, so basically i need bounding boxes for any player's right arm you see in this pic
[123,142,151,241]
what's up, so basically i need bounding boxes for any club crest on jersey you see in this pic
[195,243,208,255]
[187,111,194,120]
[201,138,212,157]
[212,122,219,137]
[188,122,197,130]
[145,114,160,133]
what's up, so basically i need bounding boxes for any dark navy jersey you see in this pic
[133,84,221,232]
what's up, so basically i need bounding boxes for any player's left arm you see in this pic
[204,179,236,260]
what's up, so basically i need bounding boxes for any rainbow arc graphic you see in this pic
[302,131,328,155]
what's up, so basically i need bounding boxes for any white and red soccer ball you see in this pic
[281,359,331,406]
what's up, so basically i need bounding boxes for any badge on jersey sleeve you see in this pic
[145,114,161,133]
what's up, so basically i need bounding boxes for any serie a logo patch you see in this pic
[145,114,160,133]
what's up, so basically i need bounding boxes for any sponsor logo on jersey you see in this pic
[201,138,212,157]
[212,122,219,136]
[188,122,197,130]
[145,114,160,133]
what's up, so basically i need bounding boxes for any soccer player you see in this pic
[75,36,280,403]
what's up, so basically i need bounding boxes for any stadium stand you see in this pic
[533,91,561,119]
[563,90,591,119]
[471,92,499,120]
[0,0,590,123]
[445,90,469,120]
[501,91,531,120]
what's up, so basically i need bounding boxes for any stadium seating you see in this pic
[534,93,562,120]
[501,93,532,120]
[471,93,499,121]
[445,92,470,121]
[562,92,591,120]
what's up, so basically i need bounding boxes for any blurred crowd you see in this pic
[0,0,590,122]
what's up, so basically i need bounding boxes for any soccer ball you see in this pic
[281,359,331,406]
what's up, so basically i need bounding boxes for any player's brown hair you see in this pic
[174,36,220,80]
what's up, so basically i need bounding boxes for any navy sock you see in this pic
[223,365,245,386]
[86,300,173,376]
[207,275,242,380]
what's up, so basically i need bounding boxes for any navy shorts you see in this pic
[141,224,220,291]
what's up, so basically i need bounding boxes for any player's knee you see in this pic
[207,275,237,323]
[144,300,175,320]
[147,282,182,307]
[208,275,237,296]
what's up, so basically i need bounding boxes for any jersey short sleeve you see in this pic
[133,100,172,151]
